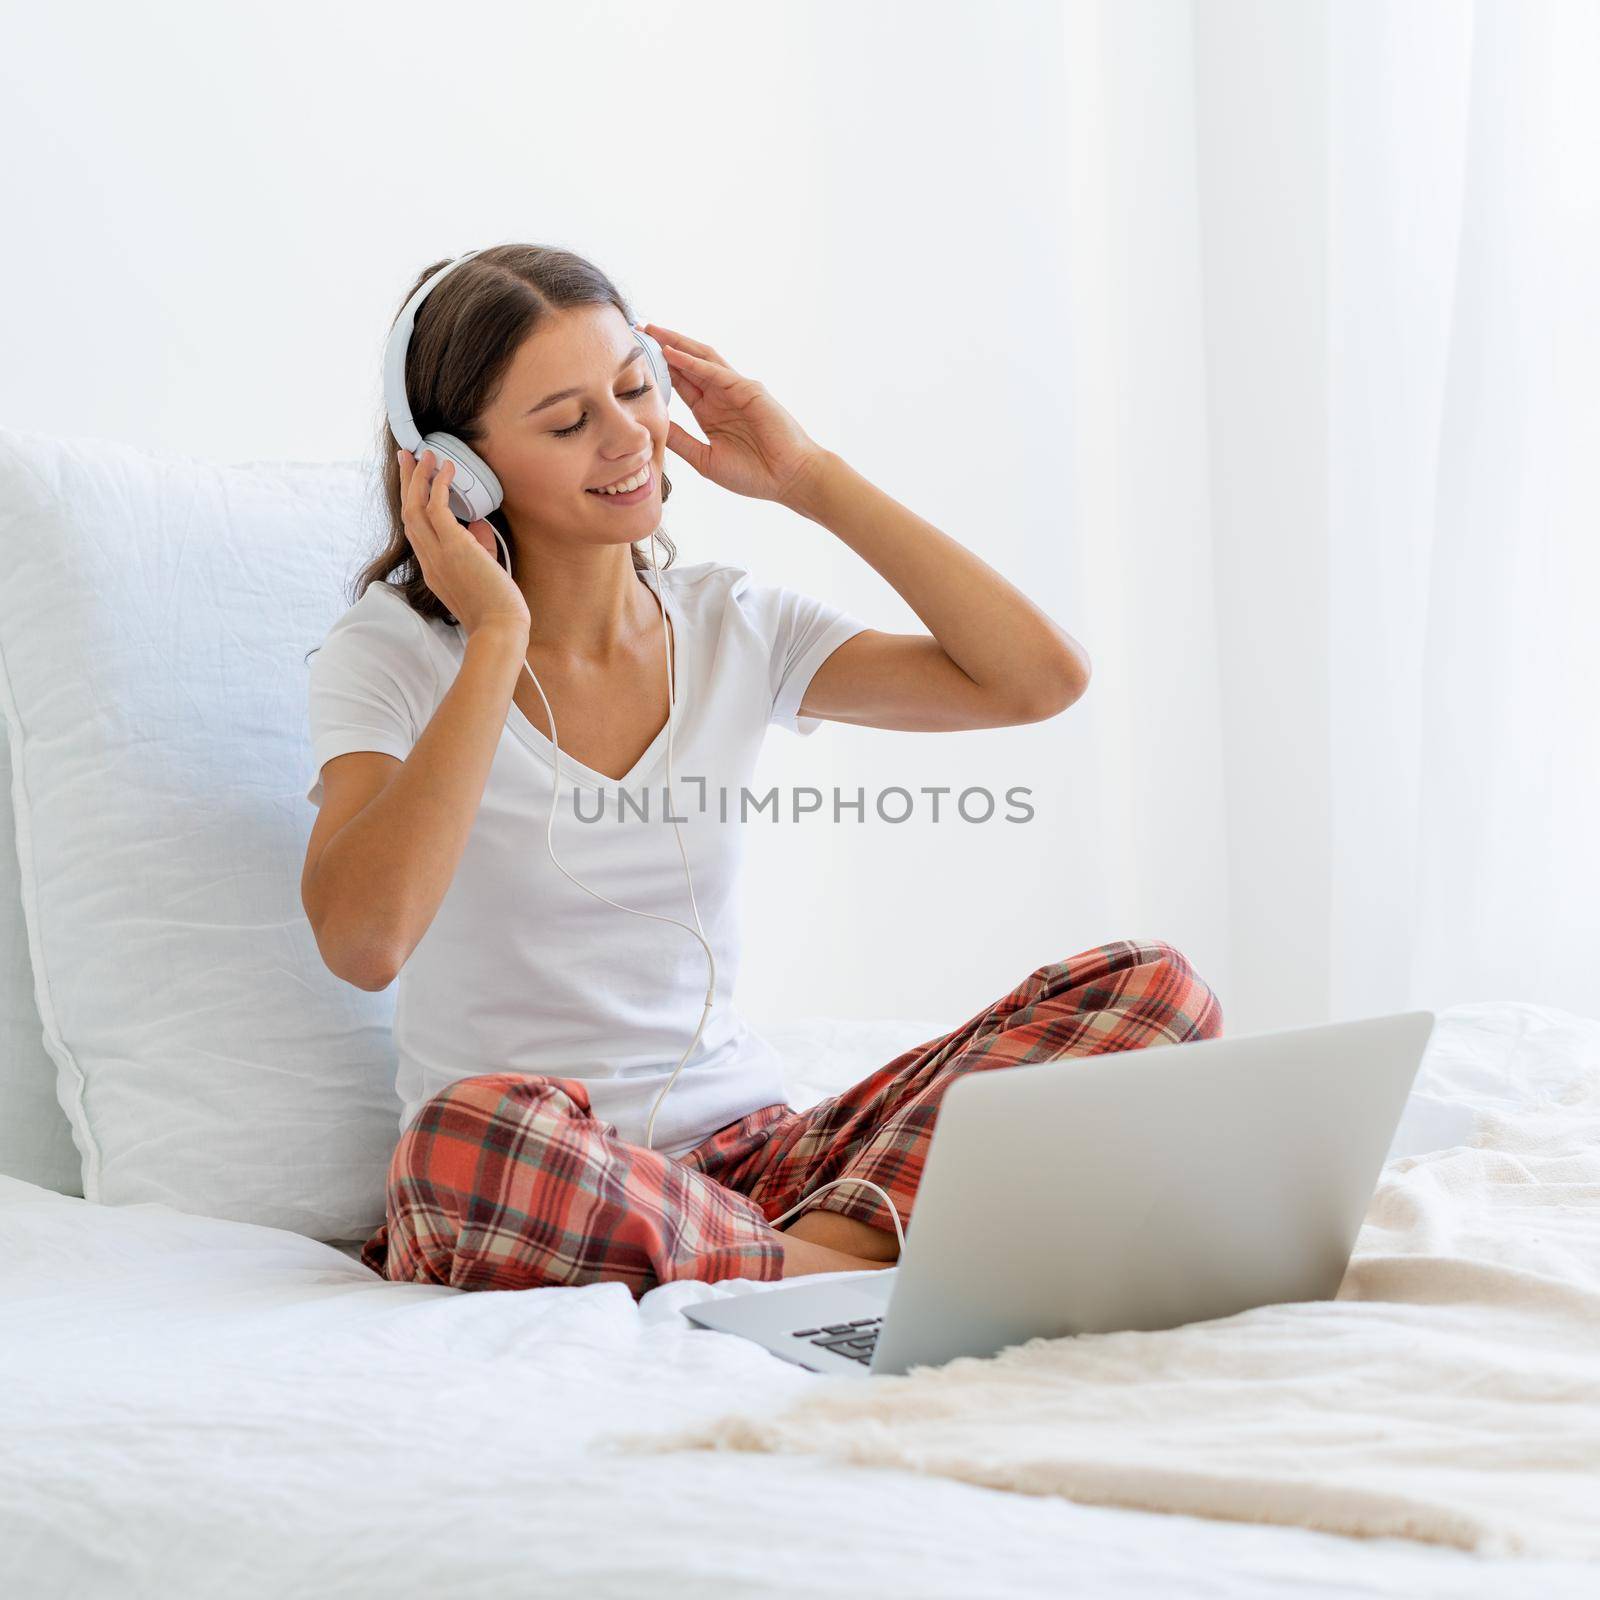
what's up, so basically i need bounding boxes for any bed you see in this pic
[2,433,1595,1595]
[4,1003,1598,1598]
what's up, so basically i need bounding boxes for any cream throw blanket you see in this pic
[609,1023,1600,1558]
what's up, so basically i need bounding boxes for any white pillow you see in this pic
[0,426,404,1238]
[0,735,81,1195]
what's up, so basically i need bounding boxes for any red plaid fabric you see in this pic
[360,938,1224,1297]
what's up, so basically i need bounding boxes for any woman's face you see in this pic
[477,304,667,551]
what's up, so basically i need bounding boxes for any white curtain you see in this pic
[1049,0,1598,1035]
[1330,0,1600,1024]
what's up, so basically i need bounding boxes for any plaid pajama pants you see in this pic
[359,938,1224,1297]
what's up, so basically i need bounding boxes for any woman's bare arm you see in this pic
[780,452,1091,731]
[303,622,527,989]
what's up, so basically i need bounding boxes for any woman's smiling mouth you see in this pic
[586,465,654,503]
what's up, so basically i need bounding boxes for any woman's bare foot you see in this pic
[774,1229,894,1278]
[780,1207,901,1262]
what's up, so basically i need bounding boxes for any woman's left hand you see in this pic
[636,321,828,508]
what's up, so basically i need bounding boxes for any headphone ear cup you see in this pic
[420,433,504,524]
[633,327,673,410]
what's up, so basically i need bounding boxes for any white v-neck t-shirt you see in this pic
[305,558,869,1159]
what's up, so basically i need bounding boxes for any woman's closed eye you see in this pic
[553,384,653,438]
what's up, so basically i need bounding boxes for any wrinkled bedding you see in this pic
[3,1005,1597,1598]
[612,1008,1600,1558]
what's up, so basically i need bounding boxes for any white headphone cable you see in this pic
[489,522,714,1154]
[762,1176,907,1256]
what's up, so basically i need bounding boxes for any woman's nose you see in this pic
[603,417,654,452]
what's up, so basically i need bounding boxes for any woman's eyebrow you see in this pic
[524,348,644,414]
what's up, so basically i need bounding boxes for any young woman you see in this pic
[301,244,1223,1296]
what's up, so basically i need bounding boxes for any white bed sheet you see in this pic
[3,1005,1595,1599]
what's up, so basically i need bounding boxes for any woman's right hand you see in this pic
[397,447,530,643]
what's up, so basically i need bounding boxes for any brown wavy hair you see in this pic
[348,243,676,630]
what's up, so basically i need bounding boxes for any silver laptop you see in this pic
[681,1009,1436,1378]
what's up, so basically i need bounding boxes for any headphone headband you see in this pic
[382,248,485,454]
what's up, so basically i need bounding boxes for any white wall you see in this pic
[0,1,1240,1030]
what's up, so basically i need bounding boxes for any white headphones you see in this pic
[381,249,907,1254]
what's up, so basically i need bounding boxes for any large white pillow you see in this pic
[0,735,81,1195]
[0,426,403,1238]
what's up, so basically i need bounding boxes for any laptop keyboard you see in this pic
[789,1316,882,1365]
